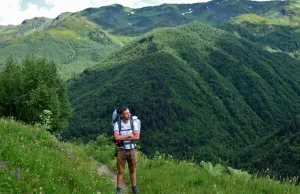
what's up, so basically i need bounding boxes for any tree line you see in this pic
[0,56,71,133]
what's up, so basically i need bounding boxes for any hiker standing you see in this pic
[113,106,140,194]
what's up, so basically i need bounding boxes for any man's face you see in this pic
[121,109,130,120]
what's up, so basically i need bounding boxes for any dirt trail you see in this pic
[98,165,129,193]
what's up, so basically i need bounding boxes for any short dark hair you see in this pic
[118,106,129,115]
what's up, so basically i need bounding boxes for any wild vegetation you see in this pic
[1,119,299,193]
[0,119,115,194]
[0,56,71,133]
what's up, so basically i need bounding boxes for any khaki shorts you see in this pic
[117,148,137,174]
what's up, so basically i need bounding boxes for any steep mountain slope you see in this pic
[64,22,300,176]
[241,118,300,177]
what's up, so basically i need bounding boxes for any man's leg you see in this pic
[117,149,125,187]
[130,171,136,185]
[117,173,124,187]
[128,148,137,184]
[128,148,139,193]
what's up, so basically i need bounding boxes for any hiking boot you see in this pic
[116,187,122,194]
[132,185,140,194]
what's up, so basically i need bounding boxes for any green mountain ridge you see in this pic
[65,22,300,177]
[0,17,52,42]
[0,13,121,79]
[1,0,300,78]
[78,1,284,36]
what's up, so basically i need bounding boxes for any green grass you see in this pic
[86,142,300,194]
[233,14,291,26]
[1,119,300,194]
[135,156,300,194]
[0,119,115,194]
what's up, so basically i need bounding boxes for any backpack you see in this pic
[112,108,141,158]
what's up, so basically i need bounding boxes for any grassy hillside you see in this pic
[1,119,300,194]
[64,22,300,176]
[0,13,122,79]
[0,118,114,193]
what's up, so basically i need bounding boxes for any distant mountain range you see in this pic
[1,0,300,78]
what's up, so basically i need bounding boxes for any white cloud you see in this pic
[0,0,269,26]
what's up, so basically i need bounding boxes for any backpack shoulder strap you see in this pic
[130,119,134,130]
[118,118,122,132]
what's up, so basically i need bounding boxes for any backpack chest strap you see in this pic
[118,119,134,132]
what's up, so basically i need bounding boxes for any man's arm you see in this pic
[126,129,139,141]
[113,120,139,141]
[113,122,133,141]
[114,131,134,141]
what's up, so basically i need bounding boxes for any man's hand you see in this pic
[127,134,134,138]
[126,130,140,141]
[114,132,135,141]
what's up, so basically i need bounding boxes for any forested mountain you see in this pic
[64,22,300,177]
[1,0,299,78]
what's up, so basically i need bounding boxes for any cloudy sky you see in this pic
[0,0,211,25]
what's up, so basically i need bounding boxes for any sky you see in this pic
[0,0,269,26]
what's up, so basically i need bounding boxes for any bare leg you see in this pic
[117,173,124,187]
[130,172,136,186]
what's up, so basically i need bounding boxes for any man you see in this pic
[114,106,140,194]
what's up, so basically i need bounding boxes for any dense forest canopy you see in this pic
[64,22,300,177]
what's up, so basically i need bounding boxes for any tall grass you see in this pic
[0,119,114,194]
[88,143,300,194]
[131,154,299,194]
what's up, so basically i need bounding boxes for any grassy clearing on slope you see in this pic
[234,14,290,26]
[85,138,300,194]
[0,119,114,194]
[125,154,299,194]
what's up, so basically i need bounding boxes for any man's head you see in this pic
[119,106,130,121]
